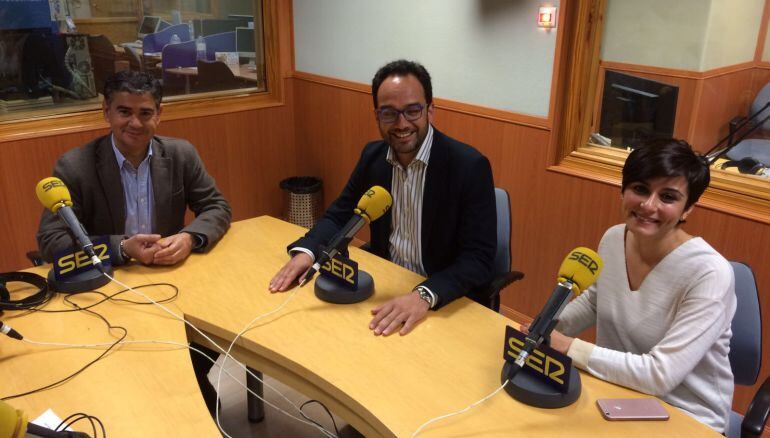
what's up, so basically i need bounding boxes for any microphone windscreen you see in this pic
[0,399,28,438]
[557,247,603,295]
[355,186,392,223]
[35,177,73,214]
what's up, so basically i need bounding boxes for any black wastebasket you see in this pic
[279,177,323,228]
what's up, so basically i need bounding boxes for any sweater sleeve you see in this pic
[577,263,735,397]
[556,283,598,336]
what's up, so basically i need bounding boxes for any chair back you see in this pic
[493,188,512,277]
[143,23,191,53]
[87,34,116,93]
[161,40,196,69]
[729,261,762,386]
[196,60,242,92]
[751,82,770,132]
[203,31,236,60]
[124,46,143,72]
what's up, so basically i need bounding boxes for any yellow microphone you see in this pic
[513,247,604,368]
[298,186,393,286]
[0,400,90,437]
[35,177,105,273]
[0,400,27,438]
[35,177,73,214]
[354,185,393,223]
[557,247,604,295]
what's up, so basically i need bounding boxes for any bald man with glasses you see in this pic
[270,59,496,336]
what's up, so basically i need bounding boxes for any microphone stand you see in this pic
[705,101,770,165]
[501,279,583,409]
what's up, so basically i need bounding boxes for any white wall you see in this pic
[293,0,559,117]
[762,7,770,61]
[601,0,710,71]
[601,0,764,72]
[764,21,770,60]
[702,0,763,70]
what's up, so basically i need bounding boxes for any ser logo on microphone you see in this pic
[57,243,111,275]
[321,257,355,285]
[320,254,360,290]
[41,178,65,192]
[504,326,573,390]
[506,335,567,385]
[567,250,600,274]
[52,236,113,278]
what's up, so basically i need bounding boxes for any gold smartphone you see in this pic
[596,398,670,421]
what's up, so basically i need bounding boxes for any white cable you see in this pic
[21,337,334,435]
[101,273,336,438]
[213,288,303,434]
[411,379,510,438]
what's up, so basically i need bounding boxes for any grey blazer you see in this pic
[37,135,232,264]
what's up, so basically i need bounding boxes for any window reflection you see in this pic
[585,0,770,184]
[0,0,265,122]
[592,71,678,150]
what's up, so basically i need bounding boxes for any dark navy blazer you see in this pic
[290,129,496,309]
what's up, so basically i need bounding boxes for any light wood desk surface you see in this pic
[163,64,259,82]
[0,268,219,436]
[0,216,718,437]
[167,216,719,437]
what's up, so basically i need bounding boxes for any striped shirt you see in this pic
[111,135,155,236]
[291,125,438,307]
[386,124,433,277]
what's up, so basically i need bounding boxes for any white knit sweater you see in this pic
[557,224,736,433]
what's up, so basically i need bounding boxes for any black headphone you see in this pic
[0,271,52,311]
[721,157,766,175]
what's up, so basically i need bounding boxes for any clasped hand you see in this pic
[121,232,193,265]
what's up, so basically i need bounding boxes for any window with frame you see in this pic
[554,0,770,223]
[0,0,266,123]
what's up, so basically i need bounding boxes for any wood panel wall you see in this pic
[0,79,296,272]
[291,75,770,417]
[690,68,756,151]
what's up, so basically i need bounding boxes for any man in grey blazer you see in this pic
[36,70,230,416]
[36,70,231,266]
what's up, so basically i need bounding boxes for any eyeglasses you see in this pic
[376,104,425,124]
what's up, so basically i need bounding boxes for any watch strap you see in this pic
[414,285,436,309]
[119,237,131,262]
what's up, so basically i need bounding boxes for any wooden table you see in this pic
[163,64,259,94]
[1,216,718,437]
[171,64,258,80]
[0,267,219,436]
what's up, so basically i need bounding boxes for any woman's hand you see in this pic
[519,323,575,355]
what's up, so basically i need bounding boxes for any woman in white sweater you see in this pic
[541,139,736,433]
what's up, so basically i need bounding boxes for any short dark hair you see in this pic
[622,138,710,210]
[371,59,432,108]
[103,70,163,107]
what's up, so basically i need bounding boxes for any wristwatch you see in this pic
[413,285,435,309]
[119,238,131,262]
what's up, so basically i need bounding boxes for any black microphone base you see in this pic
[48,266,112,294]
[501,361,581,408]
[314,270,373,304]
